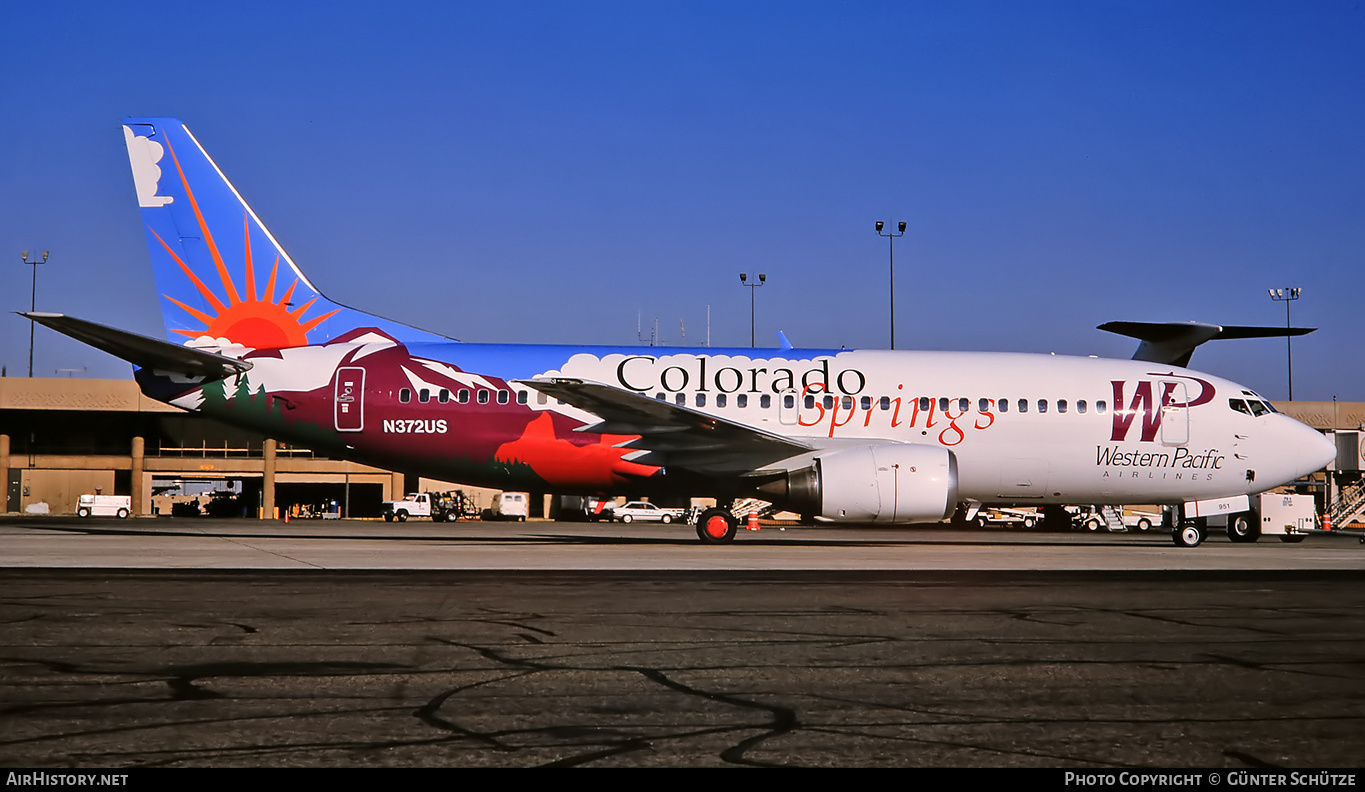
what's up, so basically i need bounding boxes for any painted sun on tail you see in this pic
[157,212,339,349]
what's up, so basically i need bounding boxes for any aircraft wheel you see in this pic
[396,510,408,522]
[696,508,737,543]
[661,514,672,524]
[117,508,129,519]
[78,507,91,518]
[1173,522,1205,547]
[1136,518,1152,531]
[621,514,633,524]
[1279,535,1307,543]
[1227,512,1261,543]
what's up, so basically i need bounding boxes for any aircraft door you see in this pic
[1160,380,1189,446]
[334,366,365,432]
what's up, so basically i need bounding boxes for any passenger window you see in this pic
[823,395,835,410]
[696,393,706,407]
[1096,400,1107,414]
[458,389,470,404]
[517,391,528,405]
[782,394,794,409]
[979,398,991,412]
[656,392,666,401]
[438,389,450,403]
[1077,400,1087,414]
[761,394,772,409]
[1038,399,1048,413]
[477,390,489,404]
[997,398,1008,413]
[399,388,411,404]
[805,395,815,409]
[880,396,890,411]
[1018,399,1028,413]
[861,396,871,410]
[919,397,931,411]
[938,397,949,412]
[738,394,748,408]
[1058,399,1068,414]
[843,396,854,410]
[418,388,430,403]
[537,392,547,405]
[497,391,509,405]
[675,393,686,406]
[717,394,727,408]
[957,398,969,413]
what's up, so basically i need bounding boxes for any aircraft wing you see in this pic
[517,377,813,476]
[1098,321,1316,367]
[20,312,252,380]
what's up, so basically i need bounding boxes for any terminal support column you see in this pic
[0,434,8,513]
[131,436,145,516]
[263,438,277,520]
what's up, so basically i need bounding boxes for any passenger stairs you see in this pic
[1100,505,1126,532]
[1329,479,1365,528]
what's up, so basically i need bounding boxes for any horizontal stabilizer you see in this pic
[1098,321,1315,367]
[20,313,251,380]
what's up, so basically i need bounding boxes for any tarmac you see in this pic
[2,517,1363,768]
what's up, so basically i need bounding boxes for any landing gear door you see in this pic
[334,366,365,432]
[1160,380,1189,447]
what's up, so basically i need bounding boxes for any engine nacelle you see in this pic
[766,443,958,524]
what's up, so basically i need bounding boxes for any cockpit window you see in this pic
[1262,400,1279,414]
[1248,400,1270,417]
[1229,398,1252,416]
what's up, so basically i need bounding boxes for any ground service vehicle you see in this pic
[77,494,132,518]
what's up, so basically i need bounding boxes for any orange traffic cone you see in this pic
[747,509,760,531]
[284,511,289,524]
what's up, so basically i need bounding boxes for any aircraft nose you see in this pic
[1286,419,1336,479]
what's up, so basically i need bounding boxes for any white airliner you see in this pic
[24,118,1336,545]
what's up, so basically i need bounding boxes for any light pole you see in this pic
[739,272,766,348]
[20,251,49,378]
[1268,287,1301,401]
[876,221,905,349]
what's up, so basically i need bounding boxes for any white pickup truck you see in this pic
[382,493,443,522]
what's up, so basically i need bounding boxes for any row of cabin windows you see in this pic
[650,391,1110,415]
[398,387,530,406]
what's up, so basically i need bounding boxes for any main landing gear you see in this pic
[695,507,737,543]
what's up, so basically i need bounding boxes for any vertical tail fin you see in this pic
[122,118,446,349]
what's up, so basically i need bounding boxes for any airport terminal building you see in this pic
[0,377,516,519]
[3,376,1362,522]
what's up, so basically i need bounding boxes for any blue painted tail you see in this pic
[122,118,445,349]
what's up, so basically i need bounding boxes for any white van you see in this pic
[77,494,131,518]
[488,492,529,522]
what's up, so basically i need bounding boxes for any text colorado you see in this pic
[614,355,866,395]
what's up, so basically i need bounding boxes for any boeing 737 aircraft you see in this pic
[24,118,1336,545]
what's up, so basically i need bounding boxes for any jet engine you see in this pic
[758,443,958,524]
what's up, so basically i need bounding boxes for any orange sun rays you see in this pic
[159,138,339,349]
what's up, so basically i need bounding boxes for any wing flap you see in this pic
[517,377,812,476]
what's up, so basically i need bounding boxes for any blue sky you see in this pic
[2,1,1362,400]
